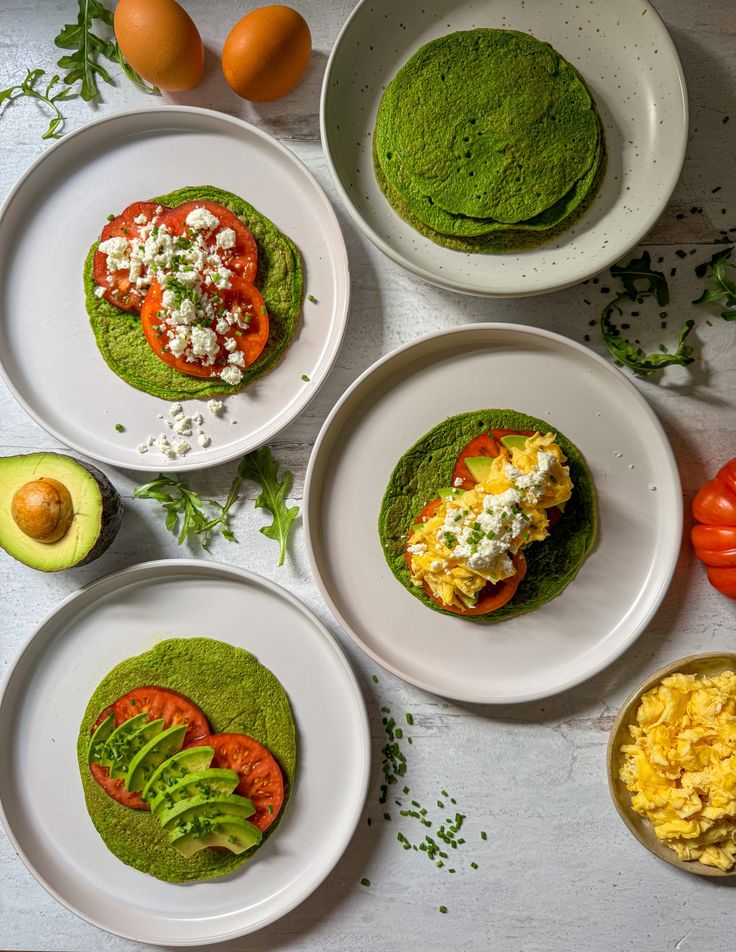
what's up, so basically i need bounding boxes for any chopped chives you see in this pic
[439,905,447,914]
[360,878,370,887]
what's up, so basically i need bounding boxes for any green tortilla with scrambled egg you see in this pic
[373,29,604,252]
[84,186,303,401]
[378,410,597,621]
[77,638,297,882]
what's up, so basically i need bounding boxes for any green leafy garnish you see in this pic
[600,251,696,375]
[54,0,159,101]
[0,69,72,139]
[693,247,736,320]
[239,447,299,567]
[133,472,241,549]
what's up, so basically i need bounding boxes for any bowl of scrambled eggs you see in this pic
[608,653,736,876]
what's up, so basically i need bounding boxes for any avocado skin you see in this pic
[0,453,123,572]
[377,409,597,622]
[77,638,297,882]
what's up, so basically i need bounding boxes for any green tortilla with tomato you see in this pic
[378,409,597,621]
[78,637,297,882]
[85,186,303,402]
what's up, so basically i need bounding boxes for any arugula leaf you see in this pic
[693,247,736,320]
[133,473,241,550]
[112,43,161,95]
[54,0,116,102]
[599,252,695,375]
[601,297,695,374]
[610,251,669,306]
[239,447,300,567]
[0,69,72,139]
[54,0,160,101]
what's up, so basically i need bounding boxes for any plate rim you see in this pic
[319,0,689,298]
[0,105,351,472]
[303,322,682,703]
[0,558,371,946]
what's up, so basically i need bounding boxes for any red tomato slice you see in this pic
[706,566,736,599]
[157,200,258,283]
[717,460,736,498]
[140,276,269,379]
[406,498,526,616]
[93,201,166,312]
[189,733,285,832]
[692,478,736,526]
[89,687,211,810]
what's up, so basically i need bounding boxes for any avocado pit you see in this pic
[11,477,74,543]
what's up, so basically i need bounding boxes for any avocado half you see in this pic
[0,453,123,571]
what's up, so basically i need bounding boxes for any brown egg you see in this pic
[222,6,311,102]
[114,0,205,93]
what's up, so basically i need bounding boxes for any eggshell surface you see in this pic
[114,0,205,93]
[222,5,312,102]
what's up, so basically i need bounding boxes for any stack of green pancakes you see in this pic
[373,29,605,254]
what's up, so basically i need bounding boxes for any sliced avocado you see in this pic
[98,713,149,768]
[464,457,497,484]
[169,814,262,858]
[87,713,115,765]
[0,453,123,572]
[108,718,165,779]
[149,768,240,816]
[500,434,529,452]
[141,745,214,803]
[438,487,463,499]
[159,793,256,831]
[458,591,479,609]
[125,724,187,792]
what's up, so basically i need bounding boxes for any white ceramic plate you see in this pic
[321,0,687,297]
[304,324,681,703]
[0,107,349,470]
[0,560,370,945]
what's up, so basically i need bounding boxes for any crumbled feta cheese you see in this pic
[215,318,230,335]
[136,444,148,454]
[190,326,219,359]
[224,337,237,352]
[453,477,463,487]
[147,435,155,446]
[174,416,192,435]
[154,433,177,459]
[185,207,219,231]
[227,350,245,367]
[173,439,190,455]
[98,236,130,272]
[207,399,224,415]
[197,433,211,448]
[220,364,242,385]
[192,413,203,425]
[169,403,183,416]
[134,213,148,225]
[407,543,427,556]
[94,285,106,298]
[215,227,237,250]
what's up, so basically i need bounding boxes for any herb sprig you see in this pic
[600,251,696,375]
[54,0,159,101]
[693,247,736,320]
[0,69,72,139]
[238,447,300,567]
[133,472,241,549]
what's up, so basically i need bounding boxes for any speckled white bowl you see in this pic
[320,0,688,297]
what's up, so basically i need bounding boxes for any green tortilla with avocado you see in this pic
[373,29,604,252]
[77,637,297,882]
[84,186,303,401]
[378,410,597,622]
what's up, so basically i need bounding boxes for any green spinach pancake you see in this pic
[78,637,297,882]
[85,186,303,401]
[378,410,597,621]
[373,29,605,253]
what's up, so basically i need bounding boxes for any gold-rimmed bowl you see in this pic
[607,652,736,877]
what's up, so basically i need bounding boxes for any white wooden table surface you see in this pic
[1,1,735,950]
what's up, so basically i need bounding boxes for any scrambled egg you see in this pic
[619,671,736,871]
[407,433,572,610]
